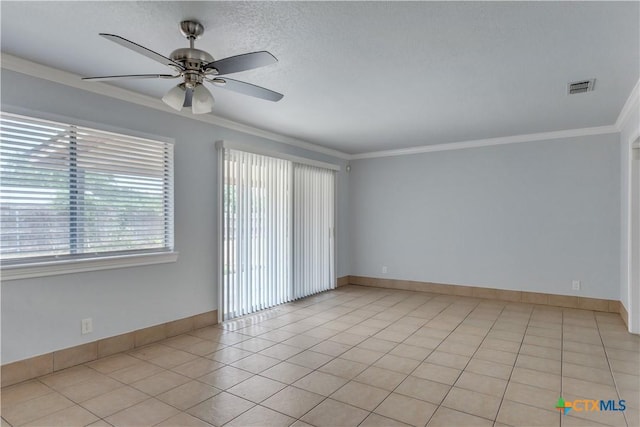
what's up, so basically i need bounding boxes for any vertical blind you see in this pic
[222,149,292,319]
[221,148,335,320]
[0,112,174,263]
[293,164,335,299]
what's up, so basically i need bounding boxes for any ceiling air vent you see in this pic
[568,79,595,95]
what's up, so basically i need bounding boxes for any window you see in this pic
[1,112,174,272]
[220,146,336,320]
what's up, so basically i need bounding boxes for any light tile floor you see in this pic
[2,285,639,427]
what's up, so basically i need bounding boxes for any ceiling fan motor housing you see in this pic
[82,18,282,112]
[170,48,214,70]
[171,20,218,77]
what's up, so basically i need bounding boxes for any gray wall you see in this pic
[1,67,624,363]
[349,134,621,300]
[619,99,639,328]
[1,70,349,363]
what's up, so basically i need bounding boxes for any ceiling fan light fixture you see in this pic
[84,21,283,114]
[192,84,214,114]
[162,84,186,111]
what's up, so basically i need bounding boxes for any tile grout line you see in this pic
[3,287,634,427]
[286,290,454,425]
[7,288,436,427]
[0,294,559,426]
[204,290,382,425]
[421,300,506,426]
[462,303,537,425]
[286,290,453,426]
[499,309,566,421]
[254,302,584,426]
[351,296,469,425]
[147,291,353,426]
[31,357,173,426]
[594,311,630,427]
[208,287,428,426]
[64,291,358,425]
[363,297,491,426]
[490,304,534,427]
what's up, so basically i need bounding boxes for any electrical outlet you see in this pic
[81,318,93,335]
[382,266,388,274]
[572,280,581,291]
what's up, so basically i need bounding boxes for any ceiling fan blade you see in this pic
[184,87,193,108]
[100,33,184,69]
[204,51,277,75]
[208,77,283,102]
[82,74,178,82]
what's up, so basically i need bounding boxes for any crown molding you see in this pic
[3,54,636,162]
[0,53,351,160]
[351,78,639,160]
[615,78,640,131]
[350,125,619,160]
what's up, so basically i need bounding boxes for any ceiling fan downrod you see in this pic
[170,20,216,76]
[81,18,282,114]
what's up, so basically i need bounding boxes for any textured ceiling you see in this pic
[1,1,638,154]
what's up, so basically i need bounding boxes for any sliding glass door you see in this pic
[222,150,292,320]
[293,164,335,299]
[220,148,335,321]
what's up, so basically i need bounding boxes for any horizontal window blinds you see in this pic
[0,112,174,263]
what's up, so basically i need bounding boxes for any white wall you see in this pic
[349,134,621,300]
[620,97,640,331]
[0,70,349,363]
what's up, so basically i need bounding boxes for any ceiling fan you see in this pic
[82,20,283,114]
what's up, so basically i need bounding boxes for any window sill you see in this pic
[1,251,179,281]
